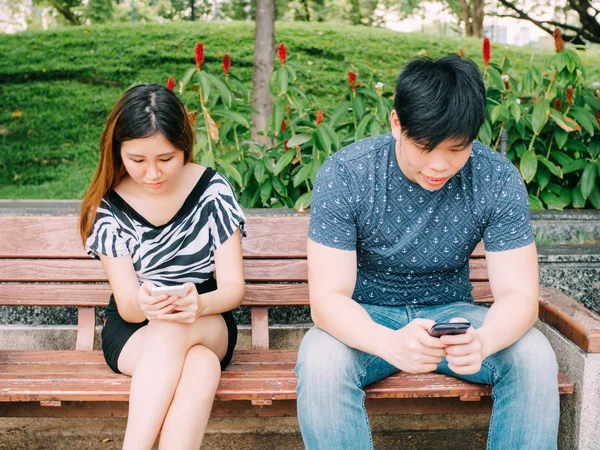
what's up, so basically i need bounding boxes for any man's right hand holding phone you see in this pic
[438,318,485,376]
[377,318,447,374]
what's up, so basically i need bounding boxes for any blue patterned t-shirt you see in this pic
[308,133,534,306]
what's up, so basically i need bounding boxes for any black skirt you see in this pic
[101,277,237,374]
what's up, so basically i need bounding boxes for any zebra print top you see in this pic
[85,168,246,287]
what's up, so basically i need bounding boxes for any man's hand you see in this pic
[379,319,447,374]
[440,317,485,375]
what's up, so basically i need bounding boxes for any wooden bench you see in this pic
[2,214,598,420]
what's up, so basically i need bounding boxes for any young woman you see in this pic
[79,83,246,449]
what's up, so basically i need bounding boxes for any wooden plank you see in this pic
[0,216,310,259]
[76,307,96,351]
[0,258,489,283]
[0,216,485,259]
[0,282,495,307]
[0,398,496,418]
[539,287,600,353]
[251,307,270,350]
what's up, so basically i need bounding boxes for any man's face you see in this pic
[391,110,472,191]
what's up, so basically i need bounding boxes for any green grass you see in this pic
[2,21,600,199]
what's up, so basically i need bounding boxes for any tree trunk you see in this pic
[50,1,81,25]
[471,0,485,38]
[460,0,473,36]
[251,0,275,144]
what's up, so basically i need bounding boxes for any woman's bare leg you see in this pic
[117,314,228,450]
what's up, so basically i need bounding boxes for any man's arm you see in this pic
[477,242,539,358]
[308,238,446,373]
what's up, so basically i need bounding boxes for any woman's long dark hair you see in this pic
[79,83,195,246]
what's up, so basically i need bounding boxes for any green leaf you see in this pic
[549,109,577,132]
[562,158,589,174]
[528,194,544,210]
[520,151,538,183]
[588,184,600,209]
[216,158,243,187]
[351,95,366,120]
[564,139,589,153]
[355,113,373,141]
[294,191,312,211]
[330,101,351,127]
[477,119,492,146]
[536,164,550,190]
[288,134,312,147]
[293,162,314,187]
[271,176,286,197]
[276,67,289,94]
[490,104,504,124]
[584,96,600,110]
[537,155,563,178]
[196,71,211,102]
[510,103,521,123]
[273,150,295,176]
[211,109,250,128]
[180,67,196,89]
[322,123,340,151]
[550,151,573,167]
[569,106,597,135]
[200,150,215,169]
[316,127,332,154]
[559,187,573,206]
[203,73,232,107]
[581,162,597,199]
[285,64,297,81]
[487,66,504,90]
[260,178,273,205]
[540,191,567,210]
[532,99,549,135]
[530,66,543,86]
[553,128,568,149]
[572,184,586,208]
[311,158,323,184]
[590,136,600,158]
[254,160,266,184]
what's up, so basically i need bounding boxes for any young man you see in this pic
[295,56,559,450]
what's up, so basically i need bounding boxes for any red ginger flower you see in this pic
[553,98,561,111]
[553,28,564,53]
[278,43,286,67]
[166,76,175,91]
[188,111,197,126]
[316,110,324,126]
[286,104,292,116]
[195,42,204,70]
[459,48,465,59]
[348,71,357,93]
[223,53,230,76]
[281,119,287,132]
[482,38,490,66]
[596,110,600,125]
[284,139,289,151]
[565,86,574,106]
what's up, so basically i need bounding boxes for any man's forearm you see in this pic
[311,294,392,357]
[477,294,538,358]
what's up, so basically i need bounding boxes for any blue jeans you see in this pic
[295,302,560,450]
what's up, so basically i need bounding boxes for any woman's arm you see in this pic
[197,228,245,315]
[99,253,146,323]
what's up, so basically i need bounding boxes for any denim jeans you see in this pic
[295,302,560,450]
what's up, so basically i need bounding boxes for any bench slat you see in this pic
[0,282,495,307]
[0,216,486,259]
[0,258,489,282]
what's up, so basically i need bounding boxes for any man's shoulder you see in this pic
[464,140,518,184]
[330,133,393,166]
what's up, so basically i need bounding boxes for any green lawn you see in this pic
[1,21,599,198]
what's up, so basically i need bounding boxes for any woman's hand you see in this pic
[137,282,178,320]
[156,283,205,324]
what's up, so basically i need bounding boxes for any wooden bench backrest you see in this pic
[0,216,491,351]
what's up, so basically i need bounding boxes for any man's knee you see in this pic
[502,328,558,387]
[296,326,362,390]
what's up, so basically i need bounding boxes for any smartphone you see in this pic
[150,284,187,298]
[428,322,470,338]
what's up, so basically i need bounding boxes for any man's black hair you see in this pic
[394,55,486,151]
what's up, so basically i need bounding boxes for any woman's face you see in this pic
[120,133,186,194]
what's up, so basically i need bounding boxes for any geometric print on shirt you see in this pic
[309,133,534,307]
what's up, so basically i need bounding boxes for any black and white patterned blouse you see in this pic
[86,168,246,287]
